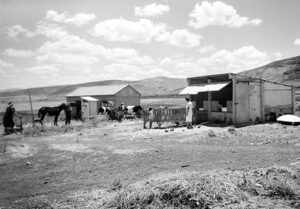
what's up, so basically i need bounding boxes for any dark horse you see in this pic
[133,105,143,118]
[38,103,68,126]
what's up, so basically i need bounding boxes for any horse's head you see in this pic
[59,103,68,110]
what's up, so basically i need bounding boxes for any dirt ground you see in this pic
[0,119,300,208]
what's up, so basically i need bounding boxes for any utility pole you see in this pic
[28,89,35,128]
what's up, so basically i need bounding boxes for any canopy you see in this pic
[179,82,230,95]
[81,96,99,102]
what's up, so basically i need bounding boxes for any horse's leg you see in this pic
[40,113,45,125]
[54,114,58,126]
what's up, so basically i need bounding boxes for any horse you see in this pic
[99,106,109,114]
[38,103,68,126]
[106,107,124,122]
[133,105,144,118]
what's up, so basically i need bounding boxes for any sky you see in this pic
[0,0,300,90]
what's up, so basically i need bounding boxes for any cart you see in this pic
[143,107,186,128]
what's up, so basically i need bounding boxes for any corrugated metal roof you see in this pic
[81,96,99,101]
[179,82,230,95]
[66,84,129,97]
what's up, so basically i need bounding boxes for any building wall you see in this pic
[264,82,293,106]
[234,81,250,124]
[115,86,141,106]
[263,82,294,118]
[249,81,262,122]
[210,112,233,124]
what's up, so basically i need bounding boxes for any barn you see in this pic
[180,73,296,125]
[66,84,141,119]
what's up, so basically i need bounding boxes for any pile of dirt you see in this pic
[160,124,300,146]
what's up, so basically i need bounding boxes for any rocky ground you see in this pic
[0,119,300,208]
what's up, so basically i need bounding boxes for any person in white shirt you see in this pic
[185,98,193,129]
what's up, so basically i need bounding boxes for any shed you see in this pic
[81,97,99,120]
[180,73,296,125]
[66,84,141,117]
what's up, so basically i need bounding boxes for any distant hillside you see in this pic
[0,77,187,98]
[239,55,300,86]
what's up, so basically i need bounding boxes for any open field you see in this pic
[0,118,300,208]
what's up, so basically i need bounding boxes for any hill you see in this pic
[239,55,300,86]
[0,77,187,98]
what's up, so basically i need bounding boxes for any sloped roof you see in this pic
[66,84,129,97]
[81,96,99,101]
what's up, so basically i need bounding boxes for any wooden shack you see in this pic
[80,96,99,120]
[180,73,296,125]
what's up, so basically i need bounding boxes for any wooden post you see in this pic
[28,89,35,128]
[231,74,236,125]
[292,85,295,114]
[207,79,212,122]
[260,80,265,122]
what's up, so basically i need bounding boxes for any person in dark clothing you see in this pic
[65,103,72,125]
[3,102,20,134]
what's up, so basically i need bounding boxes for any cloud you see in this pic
[197,45,216,53]
[5,25,35,40]
[25,65,60,75]
[90,18,167,43]
[46,10,95,26]
[135,3,170,17]
[91,18,200,48]
[189,1,262,29]
[3,49,36,57]
[159,57,173,66]
[157,29,201,48]
[274,52,283,59]
[5,22,69,40]
[103,63,169,80]
[294,38,300,46]
[197,45,269,73]
[37,32,154,68]
[36,53,100,66]
[36,21,69,39]
[0,60,14,68]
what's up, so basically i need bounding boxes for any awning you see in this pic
[81,96,99,101]
[179,82,230,95]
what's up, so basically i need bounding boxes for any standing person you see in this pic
[2,102,20,134]
[118,102,126,112]
[185,98,193,129]
[65,103,72,125]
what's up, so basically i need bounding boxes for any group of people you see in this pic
[2,98,194,134]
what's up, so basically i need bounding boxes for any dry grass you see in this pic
[18,164,300,209]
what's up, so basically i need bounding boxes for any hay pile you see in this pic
[17,163,300,209]
[101,165,300,209]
